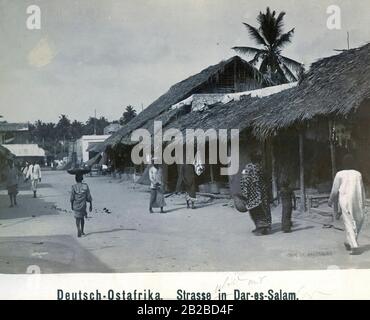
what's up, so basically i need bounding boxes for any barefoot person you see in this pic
[328,154,367,255]
[70,173,93,237]
[6,161,19,208]
[149,162,166,213]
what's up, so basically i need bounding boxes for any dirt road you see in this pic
[1,171,370,273]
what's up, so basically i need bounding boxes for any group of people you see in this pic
[5,160,42,207]
[235,152,367,256]
[147,152,368,256]
[4,153,367,254]
[236,152,294,235]
[148,160,205,214]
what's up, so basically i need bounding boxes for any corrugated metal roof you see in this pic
[0,123,29,132]
[1,144,45,157]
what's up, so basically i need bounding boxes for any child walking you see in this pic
[70,173,92,237]
[280,178,294,233]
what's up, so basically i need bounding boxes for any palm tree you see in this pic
[232,7,303,84]
[120,105,137,125]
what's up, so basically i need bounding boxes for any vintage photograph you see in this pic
[1,0,370,276]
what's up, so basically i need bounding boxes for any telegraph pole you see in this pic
[94,109,97,135]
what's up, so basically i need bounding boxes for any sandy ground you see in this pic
[1,170,370,274]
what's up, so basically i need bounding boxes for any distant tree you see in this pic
[232,7,303,84]
[29,120,61,157]
[83,116,110,135]
[120,105,137,125]
[56,114,72,140]
[70,120,84,139]
[32,121,56,141]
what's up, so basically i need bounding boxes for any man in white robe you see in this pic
[328,155,367,255]
[26,161,42,198]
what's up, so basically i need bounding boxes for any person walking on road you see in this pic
[70,173,93,237]
[149,162,166,213]
[6,161,19,208]
[328,154,367,255]
[26,161,42,198]
[21,162,29,181]
[177,164,197,209]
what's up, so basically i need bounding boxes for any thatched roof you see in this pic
[99,43,370,151]
[94,55,264,151]
[250,43,370,138]
[0,122,29,132]
[157,83,297,143]
[115,83,296,148]
[157,43,370,142]
[162,95,264,142]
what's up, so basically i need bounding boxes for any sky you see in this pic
[0,0,369,123]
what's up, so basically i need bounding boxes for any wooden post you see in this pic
[328,120,337,180]
[271,141,278,201]
[299,132,306,212]
[233,59,238,92]
[329,120,338,219]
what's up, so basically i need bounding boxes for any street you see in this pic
[1,170,370,274]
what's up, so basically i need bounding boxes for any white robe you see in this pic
[329,170,366,247]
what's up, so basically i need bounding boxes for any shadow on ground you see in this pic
[0,235,112,273]
[86,228,137,236]
[0,194,60,220]
[268,222,315,235]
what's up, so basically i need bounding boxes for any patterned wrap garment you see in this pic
[240,163,271,226]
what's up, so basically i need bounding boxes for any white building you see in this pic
[72,135,111,164]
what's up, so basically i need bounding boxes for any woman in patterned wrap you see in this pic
[240,153,271,235]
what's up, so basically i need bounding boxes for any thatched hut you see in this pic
[157,43,370,209]
[95,55,269,176]
[240,43,370,211]
[160,83,296,195]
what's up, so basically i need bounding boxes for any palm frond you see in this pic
[242,22,267,46]
[232,46,263,56]
[275,11,286,34]
[275,63,290,84]
[248,50,267,65]
[280,55,303,73]
[258,7,280,45]
[280,63,298,82]
[274,28,294,49]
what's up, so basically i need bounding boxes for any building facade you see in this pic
[0,123,30,144]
